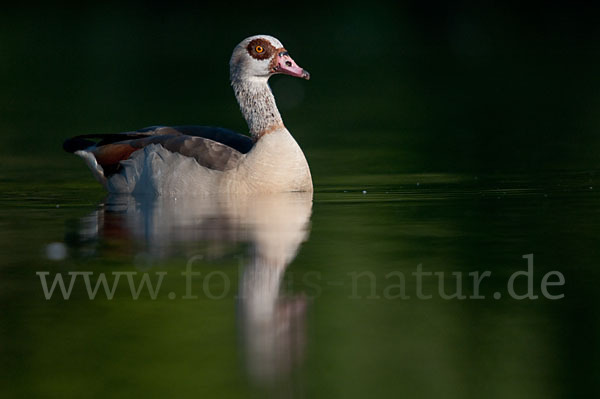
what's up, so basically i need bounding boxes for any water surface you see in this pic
[1,161,598,398]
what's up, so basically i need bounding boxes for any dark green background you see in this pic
[1,2,599,177]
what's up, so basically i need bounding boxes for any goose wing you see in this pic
[63,126,254,176]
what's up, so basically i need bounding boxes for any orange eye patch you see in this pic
[255,46,264,53]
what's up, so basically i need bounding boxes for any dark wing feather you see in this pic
[63,125,254,176]
[132,125,253,154]
[167,126,254,154]
[135,134,246,171]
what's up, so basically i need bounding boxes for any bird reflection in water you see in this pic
[70,192,313,387]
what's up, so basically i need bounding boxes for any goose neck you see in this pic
[231,77,284,139]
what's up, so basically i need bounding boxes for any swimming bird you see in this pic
[63,35,312,195]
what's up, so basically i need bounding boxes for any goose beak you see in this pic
[273,51,310,80]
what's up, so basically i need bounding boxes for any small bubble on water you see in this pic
[362,190,367,194]
[46,242,67,261]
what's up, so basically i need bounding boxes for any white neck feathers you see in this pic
[231,77,284,139]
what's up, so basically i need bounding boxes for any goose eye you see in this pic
[255,46,264,53]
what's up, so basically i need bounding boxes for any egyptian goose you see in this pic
[63,35,312,195]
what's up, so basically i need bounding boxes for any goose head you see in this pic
[230,35,310,83]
